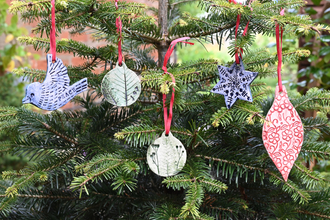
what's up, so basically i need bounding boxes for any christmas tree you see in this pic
[1,0,330,219]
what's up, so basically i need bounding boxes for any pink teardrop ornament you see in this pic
[262,86,304,181]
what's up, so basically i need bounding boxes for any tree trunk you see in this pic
[158,0,169,68]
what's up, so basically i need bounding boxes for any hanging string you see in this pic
[231,1,252,64]
[50,0,56,62]
[162,37,194,135]
[115,0,123,66]
[276,8,285,92]
[234,14,243,64]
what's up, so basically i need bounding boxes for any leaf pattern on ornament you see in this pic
[101,62,141,106]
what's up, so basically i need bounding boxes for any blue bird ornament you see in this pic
[22,54,88,111]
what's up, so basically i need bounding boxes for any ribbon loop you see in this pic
[276,8,285,92]
[234,14,251,64]
[231,0,253,64]
[162,37,194,135]
[115,0,122,66]
[162,37,194,73]
[50,0,56,61]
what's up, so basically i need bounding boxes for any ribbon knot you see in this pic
[162,37,194,135]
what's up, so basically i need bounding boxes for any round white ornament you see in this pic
[101,62,141,106]
[147,131,187,177]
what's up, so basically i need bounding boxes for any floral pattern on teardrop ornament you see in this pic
[262,86,304,181]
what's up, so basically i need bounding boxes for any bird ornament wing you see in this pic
[43,54,70,94]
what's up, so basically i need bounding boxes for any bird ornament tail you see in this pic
[72,78,88,96]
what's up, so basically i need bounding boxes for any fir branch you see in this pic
[91,191,163,201]
[293,164,320,181]
[2,171,27,179]
[0,194,81,200]
[199,178,227,193]
[170,22,235,41]
[99,107,145,133]
[171,0,198,7]
[204,205,235,217]
[124,29,161,44]
[78,162,123,188]
[180,182,204,218]
[0,107,18,121]
[75,154,126,172]
[9,0,51,14]
[163,176,195,190]
[32,11,89,35]
[268,173,310,204]
[5,172,36,197]
[202,0,236,10]
[235,105,265,121]
[18,36,108,60]
[196,155,264,171]
[193,132,217,148]
[43,149,80,172]
[185,76,217,84]
[245,50,310,66]
[0,197,15,211]
[301,149,330,156]
[295,97,330,109]
[172,130,193,136]
[263,0,304,11]
[296,210,330,219]
[38,120,78,145]
[115,128,162,139]
[0,184,8,190]
[211,108,231,127]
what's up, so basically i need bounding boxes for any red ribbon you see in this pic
[162,37,194,135]
[234,14,250,64]
[115,0,122,66]
[276,9,285,92]
[233,9,253,64]
[230,0,251,64]
[50,0,56,61]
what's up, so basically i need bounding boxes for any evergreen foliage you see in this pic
[1,0,330,219]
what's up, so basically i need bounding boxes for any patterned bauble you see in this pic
[147,132,187,177]
[211,58,258,109]
[262,85,304,181]
[101,62,141,106]
[22,54,88,111]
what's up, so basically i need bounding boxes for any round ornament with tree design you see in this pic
[147,131,187,177]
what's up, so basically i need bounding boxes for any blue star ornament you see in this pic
[22,54,88,111]
[211,58,258,109]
